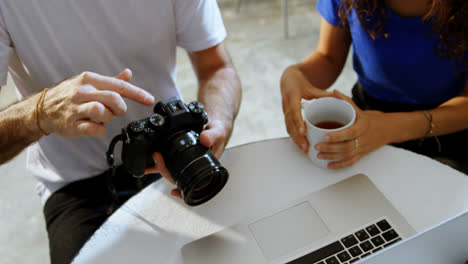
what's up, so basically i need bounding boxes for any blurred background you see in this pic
[0,1,355,263]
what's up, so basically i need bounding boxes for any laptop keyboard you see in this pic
[287,218,402,264]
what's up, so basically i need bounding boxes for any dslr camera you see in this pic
[108,97,229,206]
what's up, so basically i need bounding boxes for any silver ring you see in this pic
[354,138,359,149]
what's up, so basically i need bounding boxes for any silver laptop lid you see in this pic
[359,210,468,264]
[182,174,416,264]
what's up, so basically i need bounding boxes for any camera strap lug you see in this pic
[105,130,125,215]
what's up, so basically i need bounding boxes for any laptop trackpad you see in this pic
[248,201,330,260]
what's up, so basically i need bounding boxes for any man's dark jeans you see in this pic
[43,166,160,264]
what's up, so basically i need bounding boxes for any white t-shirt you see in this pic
[0,0,227,204]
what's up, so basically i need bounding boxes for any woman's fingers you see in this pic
[331,89,359,109]
[282,94,309,153]
[324,114,366,143]
[315,139,356,154]
[280,66,337,154]
[327,155,362,169]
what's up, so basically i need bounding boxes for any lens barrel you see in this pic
[176,153,229,206]
[165,131,228,206]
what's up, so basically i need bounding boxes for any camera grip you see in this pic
[122,140,154,177]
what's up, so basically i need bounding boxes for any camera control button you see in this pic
[189,102,208,125]
[145,127,156,140]
[144,127,156,137]
[128,121,145,136]
[149,114,165,127]
[188,102,204,114]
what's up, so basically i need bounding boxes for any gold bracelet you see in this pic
[421,110,441,152]
[422,111,434,137]
[35,88,50,136]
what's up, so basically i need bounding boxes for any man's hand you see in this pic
[144,119,230,200]
[199,119,231,158]
[40,69,154,137]
[144,152,183,199]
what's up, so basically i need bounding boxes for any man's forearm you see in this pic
[0,94,43,164]
[198,65,241,129]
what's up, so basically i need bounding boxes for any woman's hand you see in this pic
[280,65,333,153]
[315,90,394,169]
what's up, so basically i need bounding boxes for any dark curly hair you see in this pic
[338,0,468,70]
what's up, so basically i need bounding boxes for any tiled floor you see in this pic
[0,1,356,263]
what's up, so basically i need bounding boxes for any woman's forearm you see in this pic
[386,94,468,144]
[296,51,348,90]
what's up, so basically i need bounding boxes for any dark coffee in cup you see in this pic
[302,97,356,168]
[314,120,344,129]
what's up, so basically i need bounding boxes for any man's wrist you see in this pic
[209,115,233,133]
[23,93,46,137]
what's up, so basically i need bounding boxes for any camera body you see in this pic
[120,97,229,206]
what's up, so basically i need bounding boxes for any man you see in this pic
[0,1,241,263]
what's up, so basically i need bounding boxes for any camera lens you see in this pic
[164,131,229,206]
[180,157,228,206]
[189,173,225,204]
[192,175,213,192]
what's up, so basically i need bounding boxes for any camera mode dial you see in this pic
[149,114,165,128]
[188,101,204,114]
[188,102,208,123]
[128,121,145,137]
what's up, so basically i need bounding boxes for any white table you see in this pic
[73,138,468,264]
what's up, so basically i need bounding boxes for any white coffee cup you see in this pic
[302,97,356,169]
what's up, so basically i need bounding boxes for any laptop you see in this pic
[359,210,468,264]
[181,174,417,264]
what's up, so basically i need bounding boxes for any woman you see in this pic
[281,0,468,173]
